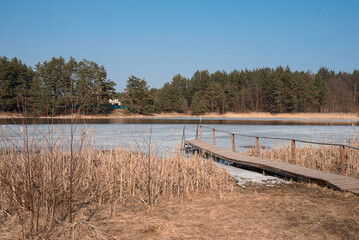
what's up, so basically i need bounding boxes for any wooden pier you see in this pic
[184,127,359,195]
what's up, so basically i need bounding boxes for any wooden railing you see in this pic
[196,125,359,175]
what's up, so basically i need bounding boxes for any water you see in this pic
[0,118,357,154]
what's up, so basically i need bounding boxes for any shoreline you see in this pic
[0,111,358,121]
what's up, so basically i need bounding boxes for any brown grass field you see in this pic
[0,125,358,239]
[1,182,358,239]
[154,111,359,120]
[0,110,358,120]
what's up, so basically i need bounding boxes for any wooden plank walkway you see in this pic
[185,139,359,195]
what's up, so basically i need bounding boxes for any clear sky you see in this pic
[1,0,358,91]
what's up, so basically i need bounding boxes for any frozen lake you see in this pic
[1,118,357,153]
[2,118,357,185]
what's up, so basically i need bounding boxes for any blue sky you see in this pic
[1,0,358,91]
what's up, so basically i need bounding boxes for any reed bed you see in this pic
[154,112,359,120]
[2,111,357,120]
[0,126,233,239]
[245,137,359,179]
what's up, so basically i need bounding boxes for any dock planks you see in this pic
[185,139,359,195]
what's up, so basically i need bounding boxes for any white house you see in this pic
[109,99,121,105]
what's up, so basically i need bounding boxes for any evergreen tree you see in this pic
[30,57,115,115]
[314,67,332,112]
[267,67,284,113]
[190,91,209,115]
[0,57,34,113]
[154,74,189,113]
[124,75,153,114]
[3,55,359,115]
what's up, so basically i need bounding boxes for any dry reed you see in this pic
[0,125,233,239]
[154,112,359,120]
[245,135,359,179]
[1,111,358,120]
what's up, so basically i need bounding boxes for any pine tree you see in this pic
[314,67,332,112]
[0,57,34,113]
[190,91,209,115]
[124,75,153,114]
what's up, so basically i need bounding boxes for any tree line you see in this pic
[0,56,115,116]
[125,66,359,115]
[1,56,358,115]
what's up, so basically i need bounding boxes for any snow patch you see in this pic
[218,163,291,186]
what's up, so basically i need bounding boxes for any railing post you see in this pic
[195,124,198,139]
[341,145,345,175]
[232,134,235,152]
[212,129,216,145]
[291,140,296,165]
[200,126,203,141]
[182,125,186,150]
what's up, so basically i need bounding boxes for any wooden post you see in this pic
[256,137,260,148]
[200,126,203,141]
[256,137,260,154]
[182,125,186,151]
[291,140,296,164]
[212,129,215,145]
[195,125,198,139]
[341,145,345,175]
[232,134,235,152]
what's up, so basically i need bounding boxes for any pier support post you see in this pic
[182,125,186,150]
[200,126,203,141]
[341,145,345,175]
[256,137,260,154]
[232,134,235,152]
[212,129,216,145]
[291,140,296,165]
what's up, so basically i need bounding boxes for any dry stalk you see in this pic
[0,126,234,238]
[245,135,359,179]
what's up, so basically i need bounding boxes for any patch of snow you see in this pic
[217,163,291,186]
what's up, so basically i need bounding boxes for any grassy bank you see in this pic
[0,110,358,120]
[155,112,359,120]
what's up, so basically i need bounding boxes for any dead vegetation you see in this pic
[0,111,358,120]
[0,125,233,239]
[185,112,358,120]
[0,125,358,239]
[245,135,359,179]
[1,182,358,239]
[40,111,359,120]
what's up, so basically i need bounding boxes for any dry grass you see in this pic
[149,112,358,120]
[245,137,359,179]
[0,111,24,118]
[1,111,358,120]
[0,125,233,239]
[1,126,358,239]
[1,183,358,239]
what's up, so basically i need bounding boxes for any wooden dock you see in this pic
[185,139,359,195]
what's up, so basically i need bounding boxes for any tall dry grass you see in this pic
[245,136,359,179]
[0,125,232,239]
[154,112,359,120]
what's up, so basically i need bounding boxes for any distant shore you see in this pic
[0,110,358,120]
